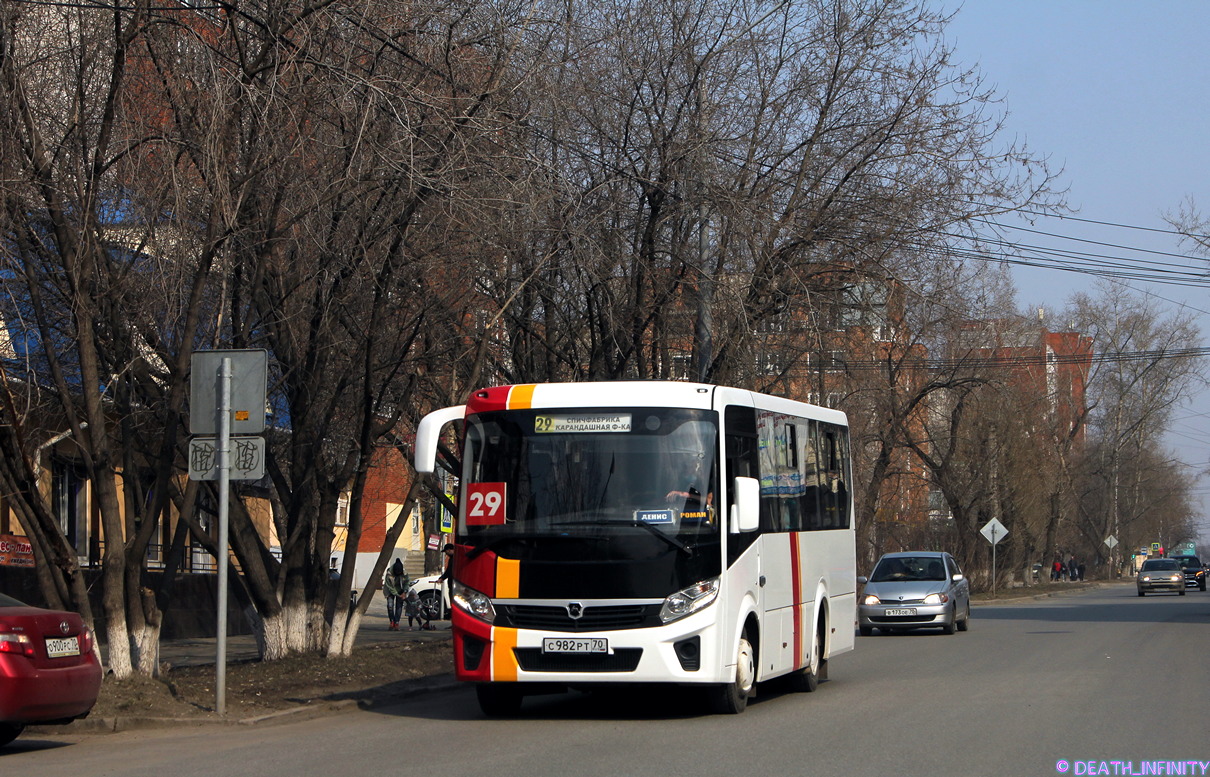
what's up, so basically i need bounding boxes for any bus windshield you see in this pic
[460,407,719,546]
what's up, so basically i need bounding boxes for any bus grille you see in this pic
[513,648,643,673]
[500,604,657,632]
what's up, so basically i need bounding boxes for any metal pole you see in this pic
[991,527,998,599]
[216,357,231,716]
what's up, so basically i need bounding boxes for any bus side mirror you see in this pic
[730,476,759,534]
[414,405,466,473]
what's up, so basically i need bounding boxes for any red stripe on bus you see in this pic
[789,533,803,669]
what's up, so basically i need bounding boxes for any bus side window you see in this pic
[724,405,764,537]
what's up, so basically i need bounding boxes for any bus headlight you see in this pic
[659,578,719,624]
[452,581,496,624]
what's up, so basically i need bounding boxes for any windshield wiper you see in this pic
[550,519,692,556]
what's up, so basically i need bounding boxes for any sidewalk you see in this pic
[103,594,451,670]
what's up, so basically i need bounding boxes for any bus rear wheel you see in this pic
[476,684,523,717]
[710,630,755,714]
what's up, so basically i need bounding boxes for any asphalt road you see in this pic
[5,583,1208,777]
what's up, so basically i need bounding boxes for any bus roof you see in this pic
[461,381,847,426]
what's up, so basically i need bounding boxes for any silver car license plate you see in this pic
[885,608,917,617]
[45,636,80,658]
[542,637,608,654]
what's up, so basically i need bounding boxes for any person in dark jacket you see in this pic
[383,558,409,630]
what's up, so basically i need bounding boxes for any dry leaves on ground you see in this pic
[89,639,454,721]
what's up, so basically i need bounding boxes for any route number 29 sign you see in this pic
[466,482,507,525]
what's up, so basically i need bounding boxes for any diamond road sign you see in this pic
[189,437,265,481]
[980,518,1009,545]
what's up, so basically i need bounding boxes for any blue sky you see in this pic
[943,1,1210,545]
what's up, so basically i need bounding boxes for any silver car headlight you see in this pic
[862,594,881,606]
[1170,574,1182,582]
[923,593,950,605]
[659,578,719,623]
[451,581,496,624]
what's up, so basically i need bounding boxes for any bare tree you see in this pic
[1064,284,1204,573]
[473,0,1062,390]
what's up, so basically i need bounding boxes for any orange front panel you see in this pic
[496,557,520,598]
[490,627,519,682]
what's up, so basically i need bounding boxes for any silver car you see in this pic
[858,551,971,636]
[1136,558,1185,596]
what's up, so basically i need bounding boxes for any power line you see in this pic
[1014,208,1210,242]
[838,346,1210,372]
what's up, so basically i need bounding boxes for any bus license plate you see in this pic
[542,637,608,654]
[885,608,917,617]
[45,636,80,658]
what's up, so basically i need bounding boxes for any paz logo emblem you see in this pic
[566,602,584,620]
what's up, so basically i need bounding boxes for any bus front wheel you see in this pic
[710,631,755,714]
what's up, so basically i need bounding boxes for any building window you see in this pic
[51,459,88,559]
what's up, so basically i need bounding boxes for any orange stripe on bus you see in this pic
[496,557,521,598]
[491,627,519,682]
[508,384,536,409]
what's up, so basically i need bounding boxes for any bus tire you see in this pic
[788,619,824,693]
[476,684,523,717]
[710,630,755,714]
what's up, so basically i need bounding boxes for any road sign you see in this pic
[980,518,1009,545]
[1104,535,1119,549]
[188,436,266,481]
[190,350,268,435]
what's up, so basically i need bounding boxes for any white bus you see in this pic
[414,381,856,715]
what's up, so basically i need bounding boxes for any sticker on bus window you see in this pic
[534,414,632,433]
[635,509,674,524]
[466,482,507,525]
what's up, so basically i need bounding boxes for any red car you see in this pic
[0,592,103,747]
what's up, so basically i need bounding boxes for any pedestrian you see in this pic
[1078,560,1086,582]
[403,586,424,630]
[1067,555,1079,582]
[383,558,408,631]
[1051,556,1062,582]
[437,543,455,603]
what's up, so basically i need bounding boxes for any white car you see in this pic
[409,575,450,619]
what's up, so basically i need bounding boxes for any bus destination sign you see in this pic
[534,413,632,434]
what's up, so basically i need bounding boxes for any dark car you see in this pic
[0,593,103,747]
[1171,556,1207,591]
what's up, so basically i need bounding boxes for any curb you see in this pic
[971,580,1124,605]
